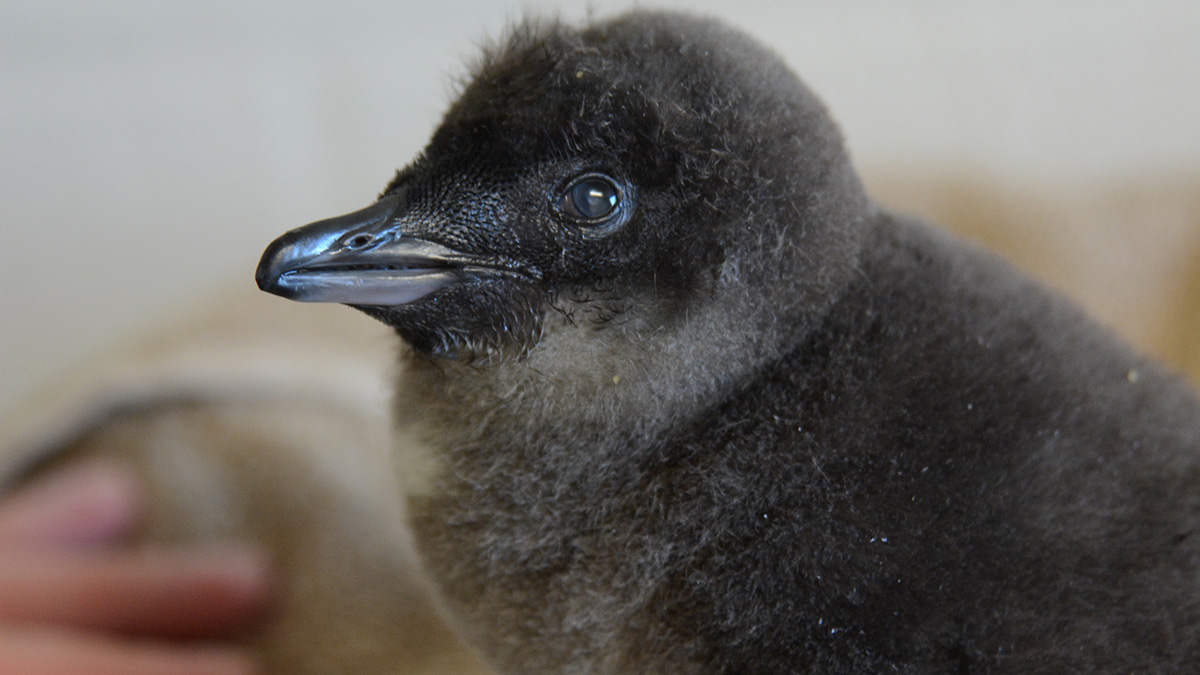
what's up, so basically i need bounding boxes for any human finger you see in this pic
[0,625,259,675]
[0,547,272,639]
[0,461,143,549]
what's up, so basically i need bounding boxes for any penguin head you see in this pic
[257,12,870,367]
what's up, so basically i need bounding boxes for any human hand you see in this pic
[0,460,273,675]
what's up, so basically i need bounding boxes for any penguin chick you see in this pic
[257,11,1200,674]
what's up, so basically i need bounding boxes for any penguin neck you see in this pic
[391,276,806,499]
[390,211,873,502]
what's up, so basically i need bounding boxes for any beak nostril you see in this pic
[347,234,374,249]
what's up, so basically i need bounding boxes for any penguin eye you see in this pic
[559,174,621,222]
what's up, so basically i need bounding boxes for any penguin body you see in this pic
[258,12,1200,673]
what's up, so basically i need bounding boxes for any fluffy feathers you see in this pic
[259,11,1200,673]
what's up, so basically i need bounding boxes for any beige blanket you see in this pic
[0,290,489,674]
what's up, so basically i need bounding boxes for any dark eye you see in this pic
[560,174,621,221]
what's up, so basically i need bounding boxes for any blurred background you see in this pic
[3,0,1200,425]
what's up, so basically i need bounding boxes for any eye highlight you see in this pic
[559,174,622,222]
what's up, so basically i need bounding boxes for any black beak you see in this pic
[256,194,464,306]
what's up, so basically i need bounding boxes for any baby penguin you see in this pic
[257,11,1200,673]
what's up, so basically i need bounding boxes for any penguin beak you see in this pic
[256,193,465,306]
